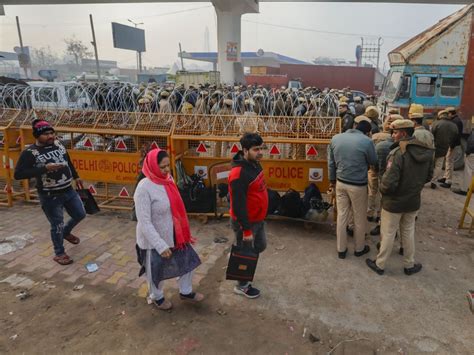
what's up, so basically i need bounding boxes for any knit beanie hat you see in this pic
[32,119,55,138]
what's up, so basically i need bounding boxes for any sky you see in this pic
[0,2,466,71]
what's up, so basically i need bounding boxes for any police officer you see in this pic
[366,120,434,276]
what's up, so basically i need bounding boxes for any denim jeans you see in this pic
[231,219,266,287]
[39,188,86,256]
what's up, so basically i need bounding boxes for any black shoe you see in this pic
[404,263,422,275]
[346,226,354,237]
[452,189,468,196]
[367,216,375,222]
[430,183,437,189]
[437,178,446,183]
[338,249,348,259]
[233,284,261,299]
[355,245,370,257]
[399,247,404,256]
[370,225,380,236]
[366,259,384,275]
[440,182,452,189]
[376,242,381,251]
[375,217,380,223]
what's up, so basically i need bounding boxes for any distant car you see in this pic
[351,90,368,101]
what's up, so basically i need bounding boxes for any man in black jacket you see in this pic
[14,119,86,265]
[339,102,354,133]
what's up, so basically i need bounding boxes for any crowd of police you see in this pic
[328,102,472,276]
[0,80,377,117]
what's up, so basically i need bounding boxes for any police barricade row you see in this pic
[3,110,340,224]
[170,114,340,223]
[18,110,174,211]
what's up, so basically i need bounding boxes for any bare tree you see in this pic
[30,46,60,68]
[64,36,93,66]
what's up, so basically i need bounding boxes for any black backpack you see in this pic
[279,189,304,218]
[302,183,323,214]
[267,189,281,215]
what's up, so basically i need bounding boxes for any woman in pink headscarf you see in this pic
[134,148,204,311]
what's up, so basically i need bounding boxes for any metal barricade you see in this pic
[19,110,174,211]
[171,114,340,192]
[0,108,30,207]
[170,114,340,222]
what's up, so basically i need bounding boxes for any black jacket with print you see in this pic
[14,140,79,194]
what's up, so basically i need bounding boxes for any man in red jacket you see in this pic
[228,133,269,299]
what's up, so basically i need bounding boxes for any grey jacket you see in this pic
[328,129,377,185]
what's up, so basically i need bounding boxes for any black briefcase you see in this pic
[226,244,259,282]
[77,189,100,215]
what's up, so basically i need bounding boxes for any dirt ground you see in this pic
[1,171,473,354]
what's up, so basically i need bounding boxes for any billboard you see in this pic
[111,22,146,52]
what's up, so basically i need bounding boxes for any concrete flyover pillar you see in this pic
[212,0,259,85]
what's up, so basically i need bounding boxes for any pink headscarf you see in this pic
[141,148,194,249]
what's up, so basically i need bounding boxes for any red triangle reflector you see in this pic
[83,137,93,148]
[306,145,318,156]
[230,143,240,154]
[115,138,127,151]
[196,143,208,153]
[88,185,97,195]
[119,187,130,197]
[150,141,160,150]
[269,144,281,155]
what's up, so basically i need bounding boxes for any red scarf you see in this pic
[142,148,194,249]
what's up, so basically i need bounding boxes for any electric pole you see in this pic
[90,14,101,80]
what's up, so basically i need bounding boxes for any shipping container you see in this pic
[175,71,220,88]
[279,64,377,93]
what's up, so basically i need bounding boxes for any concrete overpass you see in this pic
[2,0,471,83]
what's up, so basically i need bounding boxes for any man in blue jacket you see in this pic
[328,117,377,259]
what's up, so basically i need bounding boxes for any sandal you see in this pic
[153,298,173,311]
[64,234,80,245]
[180,292,205,303]
[53,254,73,265]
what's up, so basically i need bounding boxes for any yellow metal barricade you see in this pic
[171,114,340,221]
[19,110,174,211]
[0,108,31,207]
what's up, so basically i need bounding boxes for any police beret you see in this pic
[365,106,379,119]
[160,91,170,98]
[388,108,400,114]
[354,96,362,102]
[410,113,424,119]
[390,119,414,130]
[338,102,348,107]
[355,115,372,124]
[446,107,456,113]
[438,110,449,118]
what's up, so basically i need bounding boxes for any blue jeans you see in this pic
[39,188,86,256]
